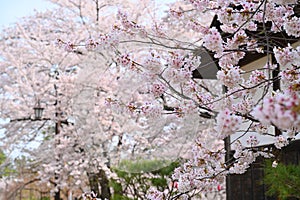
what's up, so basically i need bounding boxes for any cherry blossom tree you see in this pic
[0,0,212,199]
[58,0,299,199]
[2,0,299,199]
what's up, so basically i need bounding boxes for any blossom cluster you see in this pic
[55,39,76,52]
[274,135,289,149]
[215,108,242,139]
[151,82,166,97]
[232,97,253,114]
[274,45,300,69]
[117,53,134,69]
[140,102,162,118]
[248,70,266,86]
[216,66,243,88]
[171,134,225,194]
[246,135,259,146]
[146,188,164,200]
[230,141,273,174]
[116,10,146,35]
[251,92,300,131]
[142,50,164,74]
[203,27,223,54]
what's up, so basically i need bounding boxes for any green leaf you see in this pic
[264,160,300,199]
[110,179,123,194]
[150,177,167,187]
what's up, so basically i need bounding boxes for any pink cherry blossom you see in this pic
[215,108,242,139]
[203,27,223,54]
[274,135,289,149]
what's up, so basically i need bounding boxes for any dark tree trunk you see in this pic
[54,174,61,200]
[88,172,100,196]
[99,169,111,200]
[88,169,111,200]
[54,190,60,200]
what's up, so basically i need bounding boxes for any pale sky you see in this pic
[0,0,177,30]
[0,0,53,29]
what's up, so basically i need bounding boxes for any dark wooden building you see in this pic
[226,140,300,200]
